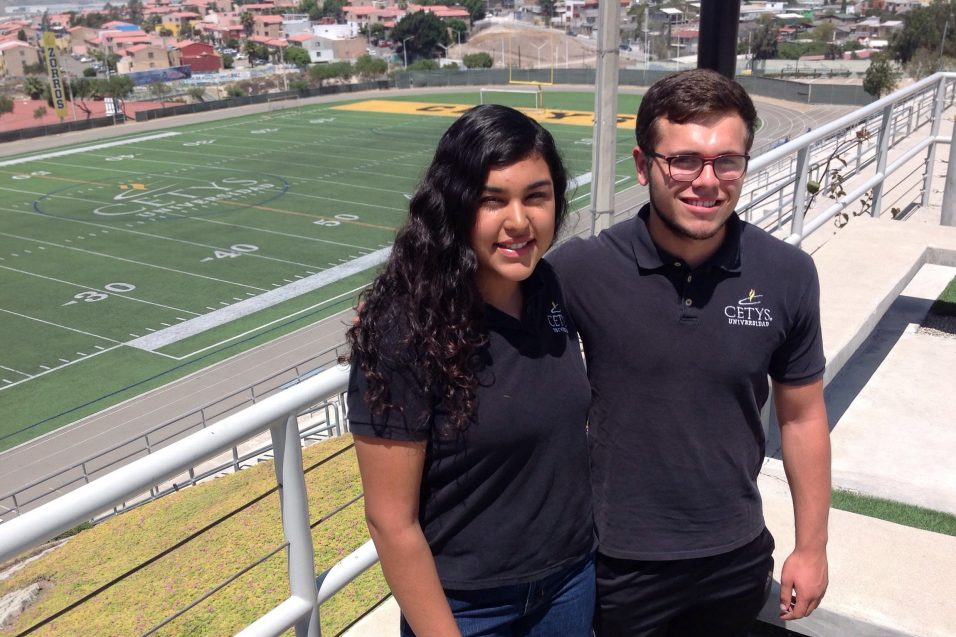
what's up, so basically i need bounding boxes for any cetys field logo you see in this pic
[33,170,289,221]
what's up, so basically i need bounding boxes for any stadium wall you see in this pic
[0,114,123,144]
[394,68,876,107]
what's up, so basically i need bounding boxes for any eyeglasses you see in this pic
[649,152,750,182]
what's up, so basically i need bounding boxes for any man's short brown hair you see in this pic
[635,69,758,154]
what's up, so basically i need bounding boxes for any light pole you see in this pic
[402,36,413,69]
[436,42,449,66]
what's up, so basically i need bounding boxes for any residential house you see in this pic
[287,32,331,63]
[0,40,39,76]
[311,23,367,61]
[169,39,221,72]
[282,14,311,37]
[253,14,283,39]
[115,43,170,72]
[160,12,202,37]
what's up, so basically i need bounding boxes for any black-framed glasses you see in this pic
[649,152,750,182]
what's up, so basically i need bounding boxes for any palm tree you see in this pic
[240,11,254,37]
[23,75,46,99]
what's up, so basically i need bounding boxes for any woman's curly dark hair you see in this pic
[347,104,571,436]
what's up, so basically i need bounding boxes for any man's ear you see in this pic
[633,146,650,186]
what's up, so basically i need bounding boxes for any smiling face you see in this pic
[471,153,556,312]
[634,113,749,266]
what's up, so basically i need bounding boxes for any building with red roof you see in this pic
[169,39,222,72]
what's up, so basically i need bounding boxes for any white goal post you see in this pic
[479,86,544,110]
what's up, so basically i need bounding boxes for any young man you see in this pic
[548,69,831,636]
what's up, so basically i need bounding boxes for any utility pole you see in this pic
[589,0,620,236]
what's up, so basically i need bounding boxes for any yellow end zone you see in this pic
[333,100,637,130]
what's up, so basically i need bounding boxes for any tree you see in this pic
[392,11,449,62]
[863,54,900,97]
[83,66,97,77]
[354,54,387,79]
[810,21,835,43]
[100,75,134,100]
[159,27,174,37]
[222,53,235,69]
[240,11,254,36]
[127,0,143,24]
[316,0,348,21]
[368,22,386,43]
[225,84,246,98]
[149,80,172,105]
[23,75,46,99]
[538,0,556,23]
[749,14,779,70]
[187,86,206,102]
[283,45,311,69]
[297,0,323,21]
[33,105,48,120]
[890,1,956,64]
[457,0,485,22]
[17,28,27,42]
[408,58,439,70]
[447,19,467,44]
[0,94,14,120]
[463,51,493,68]
[308,60,352,86]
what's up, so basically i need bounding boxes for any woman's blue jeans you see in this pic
[400,554,595,637]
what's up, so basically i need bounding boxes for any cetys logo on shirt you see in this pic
[548,302,569,333]
[724,289,773,328]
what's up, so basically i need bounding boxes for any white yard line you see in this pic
[0,264,199,315]
[128,247,389,352]
[0,132,181,167]
[0,231,269,292]
[0,344,123,392]
[0,199,375,252]
[0,365,31,378]
[0,307,119,342]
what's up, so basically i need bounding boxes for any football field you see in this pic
[0,90,642,450]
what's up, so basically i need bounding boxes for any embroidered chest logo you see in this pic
[548,302,569,333]
[724,289,773,327]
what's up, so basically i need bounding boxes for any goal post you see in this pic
[479,86,544,111]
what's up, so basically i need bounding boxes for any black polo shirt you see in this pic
[348,261,594,588]
[547,205,824,561]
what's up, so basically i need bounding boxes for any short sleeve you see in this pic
[769,257,826,385]
[347,346,432,441]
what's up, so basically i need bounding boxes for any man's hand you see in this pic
[778,547,828,619]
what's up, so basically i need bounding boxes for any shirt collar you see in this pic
[631,203,743,273]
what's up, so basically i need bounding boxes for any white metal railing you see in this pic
[1,72,955,637]
[0,342,349,521]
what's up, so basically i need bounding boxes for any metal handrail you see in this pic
[0,341,349,519]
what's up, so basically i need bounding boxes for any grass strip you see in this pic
[831,489,956,536]
[928,275,956,315]
[0,435,388,636]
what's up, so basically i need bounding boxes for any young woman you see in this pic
[346,105,594,637]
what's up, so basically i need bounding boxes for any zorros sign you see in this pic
[41,31,68,119]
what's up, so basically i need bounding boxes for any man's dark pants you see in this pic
[594,528,775,637]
